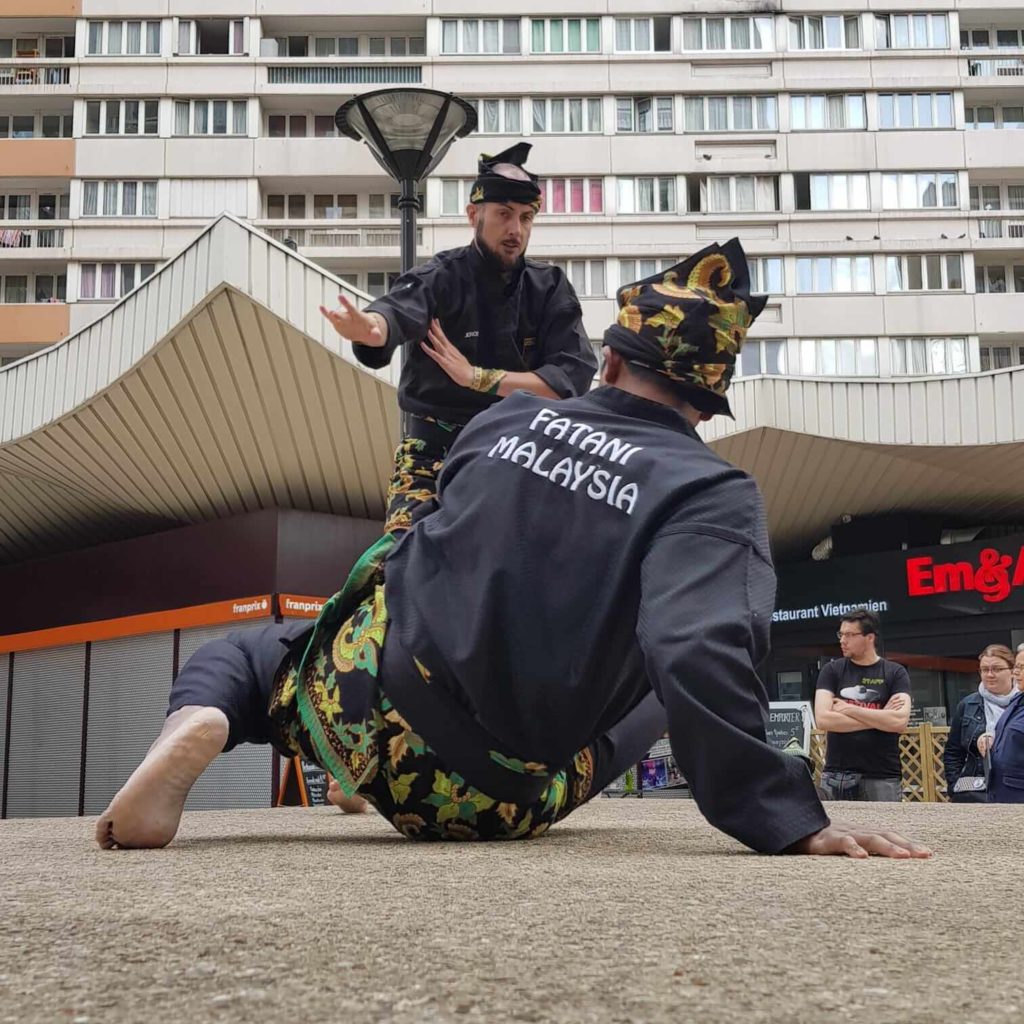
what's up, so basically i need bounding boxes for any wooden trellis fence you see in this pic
[810,725,951,802]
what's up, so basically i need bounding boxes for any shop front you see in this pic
[768,532,1024,724]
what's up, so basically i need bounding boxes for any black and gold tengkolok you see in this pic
[469,141,542,210]
[603,238,768,417]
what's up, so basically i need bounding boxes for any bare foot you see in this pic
[95,707,229,849]
[327,777,368,814]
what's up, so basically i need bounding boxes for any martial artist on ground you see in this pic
[97,239,929,859]
[320,142,595,534]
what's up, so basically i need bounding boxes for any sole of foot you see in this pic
[95,707,229,850]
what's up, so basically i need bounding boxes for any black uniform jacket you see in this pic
[355,244,596,424]
[381,386,830,853]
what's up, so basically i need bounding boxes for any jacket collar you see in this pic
[580,386,703,442]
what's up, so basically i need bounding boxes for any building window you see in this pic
[440,19,521,55]
[874,14,949,50]
[794,173,870,211]
[531,18,600,53]
[176,19,245,56]
[781,338,880,376]
[615,17,672,52]
[174,100,247,136]
[788,15,860,50]
[878,92,954,129]
[86,21,161,56]
[37,192,70,219]
[541,177,605,214]
[881,172,958,209]
[0,113,73,139]
[366,271,400,298]
[892,337,967,375]
[737,339,789,376]
[748,257,784,294]
[970,184,1004,211]
[0,35,75,59]
[979,342,1024,370]
[616,177,675,214]
[313,193,357,219]
[618,258,677,286]
[311,36,360,57]
[975,264,1015,293]
[79,262,156,299]
[363,35,424,56]
[790,94,866,131]
[617,96,674,133]
[268,114,308,138]
[886,254,963,291]
[684,95,778,132]
[796,256,873,293]
[440,180,474,215]
[967,105,1024,130]
[960,29,992,49]
[33,273,68,302]
[695,175,779,213]
[465,98,522,134]
[85,100,159,136]
[265,194,307,219]
[682,16,773,51]
[81,180,158,217]
[550,258,606,297]
[532,97,602,133]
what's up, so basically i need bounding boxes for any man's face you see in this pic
[468,201,536,269]
[838,621,873,660]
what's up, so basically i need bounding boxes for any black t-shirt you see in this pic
[817,658,912,778]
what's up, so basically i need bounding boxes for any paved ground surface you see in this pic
[2,799,1022,1023]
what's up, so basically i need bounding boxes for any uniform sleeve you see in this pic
[355,266,439,370]
[532,278,597,398]
[637,522,829,854]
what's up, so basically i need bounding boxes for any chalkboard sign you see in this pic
[277,756,328,807]
[766,702,815,757]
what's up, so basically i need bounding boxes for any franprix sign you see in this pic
[773,532,1024,628]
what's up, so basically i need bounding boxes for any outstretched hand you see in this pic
[421,318,474,388]
[787,821,932,859]
[319,293,386,347]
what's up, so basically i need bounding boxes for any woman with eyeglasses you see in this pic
[944,644,1017,802]
[988,646,1024,803]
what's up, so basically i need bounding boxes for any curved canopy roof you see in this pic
[0,214,398,565]
[1,213,1022,567]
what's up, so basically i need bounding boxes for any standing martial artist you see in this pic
[320,142,596,533]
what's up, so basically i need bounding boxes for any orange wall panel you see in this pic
[0,1,80,14]
[0,304,70,346]
[0,139,74,179]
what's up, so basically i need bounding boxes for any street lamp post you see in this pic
[335,88,477,278]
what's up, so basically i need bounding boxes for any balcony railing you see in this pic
[266,64,422,85]
[971,212,1024,240]
[0,225,67,249]
[966,57,1024,76]
[262,223,423,248]
[0,63,72,88]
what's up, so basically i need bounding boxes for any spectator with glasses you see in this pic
[944,644,1017,802]
[988,645,1024,803]
[813,609,912,801]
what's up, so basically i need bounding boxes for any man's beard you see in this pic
[474,222,525,272]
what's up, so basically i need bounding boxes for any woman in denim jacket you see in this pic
[945,645,1017,802]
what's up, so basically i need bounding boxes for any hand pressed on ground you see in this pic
[787,821,932,859]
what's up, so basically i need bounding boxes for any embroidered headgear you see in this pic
[603,238,767,417]
[469,142,542,210]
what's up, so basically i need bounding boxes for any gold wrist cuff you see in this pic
[470,367,506,394]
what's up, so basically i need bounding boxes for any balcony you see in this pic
[258,221,423,258]
[0,1,80,12]
[970,211,1024,245]
[0,62,72,91]
[965,56,1024,77]
[0,303,69,346]
[0,223,68,254]
[262,63,422,87]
